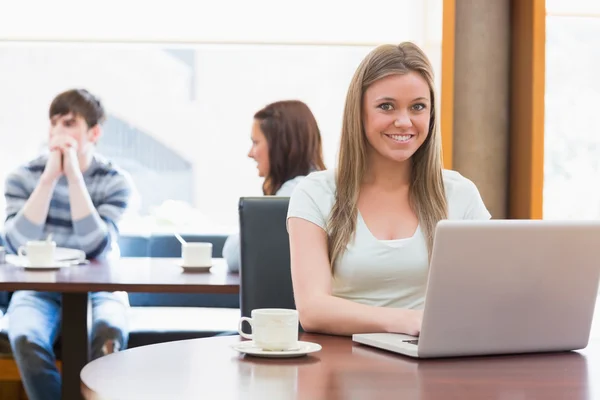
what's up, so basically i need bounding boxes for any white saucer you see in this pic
[178,263,212,272]
[5,255,81,269]
[23,261,73,270]
[231,341,322,358]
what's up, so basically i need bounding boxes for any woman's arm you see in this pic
[222,233,240,272]
[288,217,422,336]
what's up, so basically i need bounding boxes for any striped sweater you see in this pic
[3,153,133,260]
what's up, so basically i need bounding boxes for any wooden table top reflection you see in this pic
[81,332,599,400]
[0,257,239,293]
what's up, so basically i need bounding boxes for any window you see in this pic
[0,0,443,234]
[544,1,600,219]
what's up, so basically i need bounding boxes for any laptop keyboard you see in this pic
[402,339,419,346]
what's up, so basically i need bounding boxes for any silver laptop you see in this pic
[353,219,600,358]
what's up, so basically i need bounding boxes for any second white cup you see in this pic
[181,242,212,267]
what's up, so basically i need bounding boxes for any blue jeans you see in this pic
[7,291,129,400]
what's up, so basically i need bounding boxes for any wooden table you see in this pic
[80,332,600,400]
[0,257,239,400]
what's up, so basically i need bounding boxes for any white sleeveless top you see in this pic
[286,169,491,310]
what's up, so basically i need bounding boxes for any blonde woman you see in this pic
[287,42,490,336]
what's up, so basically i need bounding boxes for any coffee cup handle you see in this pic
[238,317,253,340]
[17,246,26,257]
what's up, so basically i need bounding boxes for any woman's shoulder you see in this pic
[442,169,490,219]
[275,173,312,196]
[442,169,479,195]
[293,169,336,197]
[287,169,336,228]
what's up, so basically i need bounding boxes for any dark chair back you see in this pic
[239,197,297,318]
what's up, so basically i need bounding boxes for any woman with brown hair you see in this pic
[223,100,326,272]
[287,42,490,336]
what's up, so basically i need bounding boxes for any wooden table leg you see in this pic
[61,293,89,400]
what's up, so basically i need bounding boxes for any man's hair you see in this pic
[49,89,106,128]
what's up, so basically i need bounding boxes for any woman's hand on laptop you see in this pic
[385,309,423,336]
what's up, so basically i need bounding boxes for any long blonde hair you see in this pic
[327,42,448,269]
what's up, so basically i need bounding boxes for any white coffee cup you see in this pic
[181,242,212,267]
[238,309,299,351]
[18,240,56,267]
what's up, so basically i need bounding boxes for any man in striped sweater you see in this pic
[3,89,133,400]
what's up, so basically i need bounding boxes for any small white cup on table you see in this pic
[18,240,56,267]
[181,242,213,267]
